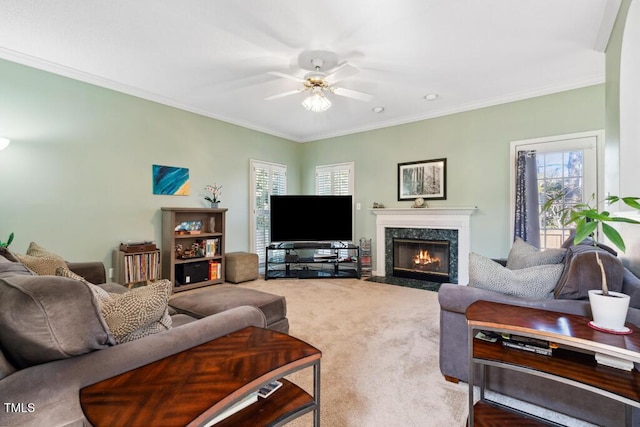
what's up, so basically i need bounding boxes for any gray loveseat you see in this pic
[0,254,275,427]
[439,244,640,426]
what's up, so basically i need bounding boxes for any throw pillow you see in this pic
[469,252,564,299]
[554,245,625,299]
[56,267,173,343]
[0,275,114,369]
[100,280,173,344]
[14,242,67,276]
[506,237,566,270]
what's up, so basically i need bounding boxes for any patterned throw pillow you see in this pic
[469,252,564,298]
[506,237,566,270]
[100,280,173,343]
[14,242,67,275]
[56,267,172,343]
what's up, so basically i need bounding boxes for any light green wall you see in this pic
[299,86,606,260]
[0,56,606,272]
[0,59,300,269]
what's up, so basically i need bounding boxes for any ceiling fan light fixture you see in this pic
[302,87,331,112]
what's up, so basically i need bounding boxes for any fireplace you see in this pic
[372,207,476,285]
[393,238,450,282]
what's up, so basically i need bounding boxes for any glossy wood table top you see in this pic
[80,326,321,427]
[466,300,640,362]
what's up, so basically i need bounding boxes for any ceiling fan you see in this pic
[265,51,374,112]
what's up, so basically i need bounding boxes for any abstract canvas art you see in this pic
[152,164,190,195]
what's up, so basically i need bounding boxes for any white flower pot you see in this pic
[588,290,630,331]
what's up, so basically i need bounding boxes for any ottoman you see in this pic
[225,252,259,283]
[169,285,289,333]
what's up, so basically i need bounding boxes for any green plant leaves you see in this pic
[0,232,13,248]
[602,223,625,252]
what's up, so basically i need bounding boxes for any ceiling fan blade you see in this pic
[268,71,306,84]
[324,63,359,84]
[265,88,305,101]
[331,87,374,102]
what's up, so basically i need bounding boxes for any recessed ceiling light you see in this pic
[372,107,385,113]
[424,94,438,101]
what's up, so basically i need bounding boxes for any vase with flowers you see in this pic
[204,184,222,208]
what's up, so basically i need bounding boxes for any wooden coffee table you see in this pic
[80,326,321,426]
[466,301,640,426]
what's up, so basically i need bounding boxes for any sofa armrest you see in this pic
[67,261,106,284]
[0,305,267,427]
[438,283,591,318]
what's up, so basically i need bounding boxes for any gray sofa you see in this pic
[439,244,640,427]
[0,254,278,427]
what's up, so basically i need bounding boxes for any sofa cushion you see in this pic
[506,237,566,270]
[56,267,173,343]
[554,245,625,300]
[14,242,67,275]
[169,285,286,327]
[0,256,34,279]
[56,266,113,305]
[0,275,114,369]
[0,247,19,262]
[469,252,564,298]
[0,348,16,380]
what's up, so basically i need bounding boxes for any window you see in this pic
[316,162,354,196]
[250,160,287,265]
[510,131,602,249]
[316,162,355,250]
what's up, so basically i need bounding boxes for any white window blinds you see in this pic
[316,162,354,195]
[250,160,287,265]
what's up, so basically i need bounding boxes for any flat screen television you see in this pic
[270,195,353,243]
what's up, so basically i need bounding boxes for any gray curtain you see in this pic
[514,150,540,248]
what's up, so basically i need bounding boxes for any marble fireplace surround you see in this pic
[371,207,476,285]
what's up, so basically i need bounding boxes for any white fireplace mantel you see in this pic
[371,207,477,285]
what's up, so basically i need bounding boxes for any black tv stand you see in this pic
[265,242,360,280]
[292,242,332,249]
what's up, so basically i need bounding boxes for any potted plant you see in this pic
[204,184,222,208]
[0,232,13,248]
[544,195,640,331]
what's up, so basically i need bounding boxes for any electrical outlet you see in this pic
[108,268,114,279]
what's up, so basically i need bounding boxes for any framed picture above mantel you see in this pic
[397,158,447,201]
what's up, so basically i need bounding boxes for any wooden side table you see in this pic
[80,327,321,426]
[466,301,640,426]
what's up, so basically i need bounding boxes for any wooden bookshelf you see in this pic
[161,207,227,292]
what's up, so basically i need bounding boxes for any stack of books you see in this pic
[500,333,556,356]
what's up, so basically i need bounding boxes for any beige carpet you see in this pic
[239,278,468,426]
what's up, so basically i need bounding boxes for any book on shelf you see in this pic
[197,238,220,257]
[122,251,160,283]
[205,392,258,426]
[499,332,557,356]
[209,260,221,280]
[500,333,556,349]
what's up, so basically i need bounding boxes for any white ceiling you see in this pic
[0,0,620,142]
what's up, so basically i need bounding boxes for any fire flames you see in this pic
[413,250,441,269]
